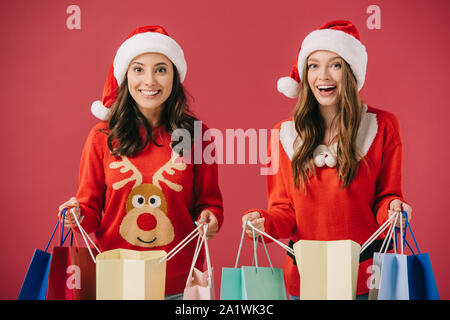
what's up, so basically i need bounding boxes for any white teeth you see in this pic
[140,90,159,96]
[318,85,336,89]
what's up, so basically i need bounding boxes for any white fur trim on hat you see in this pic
[277,76,301,99]
[298,29,368,91]
[113,32,187,85]
[91,100,110,121]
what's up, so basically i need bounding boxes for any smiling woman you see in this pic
[57,26,224,299]
[242,20,412,300]
[127,53,174,125]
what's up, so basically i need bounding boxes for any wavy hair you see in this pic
[104,65,197,157]
[292,57,364,190]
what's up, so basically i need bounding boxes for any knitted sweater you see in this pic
[245,105,405,296]
[76,121,224,295]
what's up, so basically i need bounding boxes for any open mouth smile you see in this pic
[316,85,337,97]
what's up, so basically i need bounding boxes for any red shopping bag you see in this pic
[46,209,99,300]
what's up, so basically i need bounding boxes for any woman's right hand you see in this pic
[58,197,82,228]
[242,211,265,237]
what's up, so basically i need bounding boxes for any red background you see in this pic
[1,0,449,299]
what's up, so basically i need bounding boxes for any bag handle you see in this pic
[380,211,400,253]
[159,223,203,263]
[44,220,60,253]
[247,221,295,255]
[69,208,101,264]
[360,213,398,254]
[251,228,274,272]
[184,224,212,289]
[400,211,421,255]
[58,209,74,247]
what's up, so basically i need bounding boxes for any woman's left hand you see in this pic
[388,199,412,228]
[197,210,219,239]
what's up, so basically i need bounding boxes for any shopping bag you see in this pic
[220,221,287,300]
[46,209,99,300]
[17,220,60,300]
[220,268,242,300]
[404,218,439,300]
[375,212,439,300]
[96,248,167,300]
[183,225,215,300]
[293,239,360,300]
[360,213,400,300]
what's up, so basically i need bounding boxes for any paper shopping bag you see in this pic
[377,213,440,300]
[241,266,286,300]
[184,267,215,300]
[294,240,360,300]
[220,223,287,300]
[18,249,52,300]
[46,246,97,300]
[407,253,439,300]
[96,248,167,300]
[220,268,242,300]
[18,220,60,300]
[184,225,215,300]
[378,253,409,300]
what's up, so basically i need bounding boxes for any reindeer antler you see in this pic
[153,154,187,192]
[109,156,143,190]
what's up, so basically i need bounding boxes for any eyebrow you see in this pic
[131,61,169,66]
[307,56,342,63]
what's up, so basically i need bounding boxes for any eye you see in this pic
[148,195,161,208]
[331,62,342,69]
[156,67,166,73]
[132,194,146,208]
[308,63,317,69]
[133,67,143,72]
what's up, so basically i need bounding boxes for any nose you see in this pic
[318,66,330,80]
[137,213,157,231]
[144,71,157,86]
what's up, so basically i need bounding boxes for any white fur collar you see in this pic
[279,104,378,167]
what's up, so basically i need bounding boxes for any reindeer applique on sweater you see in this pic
[109,153,186,248]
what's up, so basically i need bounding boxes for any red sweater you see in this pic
[245,105,405,296]
[76,121,223,295]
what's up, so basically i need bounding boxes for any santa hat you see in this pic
[277,20,368,99]
[91,26,187,120]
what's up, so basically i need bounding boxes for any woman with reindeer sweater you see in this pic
[57,26,223,298]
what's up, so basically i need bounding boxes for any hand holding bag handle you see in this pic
[159,223,203,263]
[68,208,101,264]
[246,221,295,256]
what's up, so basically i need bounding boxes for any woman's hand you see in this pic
[197,210,219,239]
[388,199,412,228]
[242,211,265,237]
[58,197,82,228]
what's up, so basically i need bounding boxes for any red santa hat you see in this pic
[91,25,187,120]
[277,20,368,99]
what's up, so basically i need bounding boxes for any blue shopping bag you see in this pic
[403,219,440,300]
[18,211,73,300]
[378,212,440,300]
[378,253,409,300]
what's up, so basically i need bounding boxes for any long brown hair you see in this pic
[292,57,364,190]
[105,64,197,157]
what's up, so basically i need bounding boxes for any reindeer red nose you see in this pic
[137,213,157,231]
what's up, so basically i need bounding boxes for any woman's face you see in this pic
[127,52,174,123]
[306,50,343,108]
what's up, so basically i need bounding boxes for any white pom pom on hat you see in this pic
[91,25,187,120]
[277,20,368,99]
